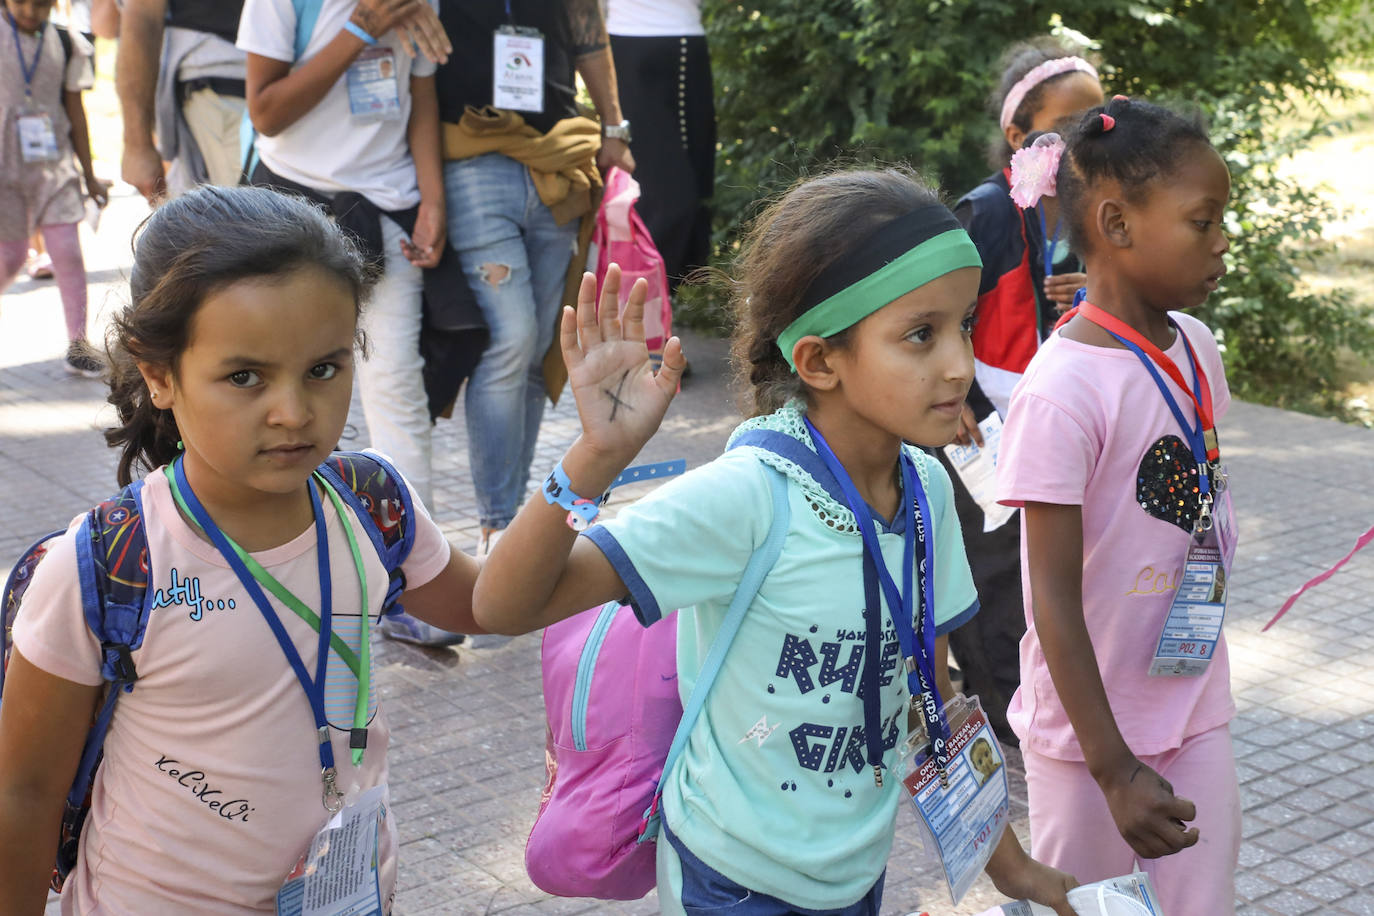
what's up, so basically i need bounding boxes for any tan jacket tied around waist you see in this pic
[442,105,602,226]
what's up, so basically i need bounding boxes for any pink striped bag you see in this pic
[594,167,673,365]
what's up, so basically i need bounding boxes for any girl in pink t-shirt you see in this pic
[995,97,1240,912]
[0,186,485,914]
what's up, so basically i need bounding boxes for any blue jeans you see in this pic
[444,153,579,529]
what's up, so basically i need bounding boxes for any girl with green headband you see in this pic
[476,167,1077,915]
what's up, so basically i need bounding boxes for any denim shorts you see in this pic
[659,822,886,915]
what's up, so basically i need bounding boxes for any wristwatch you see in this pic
[602,119,633,143]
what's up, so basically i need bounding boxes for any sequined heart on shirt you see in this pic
[1136,435,1204,533]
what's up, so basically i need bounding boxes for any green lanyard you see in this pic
[166,467,373,767]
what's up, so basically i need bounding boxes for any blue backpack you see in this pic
[0,451,415,892]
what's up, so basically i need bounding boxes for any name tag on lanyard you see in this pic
[492,25,544,111]
[17,108,61,162]
[900,694,1011,904]
[346,47,401,121]
[1151,479,1236,677]
[276,784,389,916]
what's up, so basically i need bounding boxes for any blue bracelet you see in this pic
[543,461,609,531]
[542,459,687,531]
[343,20,379,46]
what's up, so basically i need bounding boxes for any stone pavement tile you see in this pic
[1253,888,1325,915]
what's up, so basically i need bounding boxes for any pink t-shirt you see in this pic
[996,311,1236,761]
[13,461,451,914]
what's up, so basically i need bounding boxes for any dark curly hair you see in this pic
[1055,96,1212,255]
[987,36,1097,169]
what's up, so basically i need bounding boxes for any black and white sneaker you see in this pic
[65,341,103,378]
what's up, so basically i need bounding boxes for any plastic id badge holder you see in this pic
[492,25,544,112]
[1151,478,1237,677]
[900,694,1011,903]
[346,47,402,121]
[276,784,389,916]
[17,106,61,162]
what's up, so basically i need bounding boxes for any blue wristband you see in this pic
[343,20,379,46]
[543,461,608,531]
[541,459,687,531]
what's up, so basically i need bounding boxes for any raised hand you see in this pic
[1100,757,1200,859]
[562,264,685,465]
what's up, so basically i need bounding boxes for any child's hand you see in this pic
[985,828,1078,916]
[1044,272,1087,311]
[84,173,110,208]
[400,199,445,269]
[563,264,685,465]
[1100,756,1199,858]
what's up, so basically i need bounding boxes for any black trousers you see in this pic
[937,448,1026,745]
[609,34,715,290]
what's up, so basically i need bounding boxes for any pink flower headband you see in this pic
[1000,56,1099,130]
[1008,133,1065,209]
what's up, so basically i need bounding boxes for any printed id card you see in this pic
[900,694,1010,904]
[1150,482,1237,677]
[346,47,401,121]
[492,26,544,112]
[276,784,388,916]
[17,109,61,163]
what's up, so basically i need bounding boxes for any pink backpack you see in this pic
[525,459,790,899]
[594,167,673,366]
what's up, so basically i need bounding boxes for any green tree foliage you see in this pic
[695,0,1374,414]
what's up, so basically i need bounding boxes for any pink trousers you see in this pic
[0,222,88,342]
[1023,724,1241,915]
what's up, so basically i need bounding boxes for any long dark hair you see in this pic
[104,185,371,486]
[725,166,944,416]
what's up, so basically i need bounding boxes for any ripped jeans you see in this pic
[444,153,579,529]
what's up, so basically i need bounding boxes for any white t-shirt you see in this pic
[13,463,451,914]
[606,0,704,37]
[236,0,436,210]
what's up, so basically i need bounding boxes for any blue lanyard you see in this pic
[804,419,950,785]
[171,457,346,812]
[7,13,45,99]
[1037,204,1062,280]
[1103,325,1213,498]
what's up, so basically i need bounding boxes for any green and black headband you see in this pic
[777,204,983,369]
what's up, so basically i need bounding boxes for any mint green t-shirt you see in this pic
[583,422,978,910]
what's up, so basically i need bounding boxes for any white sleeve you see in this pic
[236,0,297,63]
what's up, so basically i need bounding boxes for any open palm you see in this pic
[562,265,686,464]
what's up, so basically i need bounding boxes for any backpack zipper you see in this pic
[571,602,620,751]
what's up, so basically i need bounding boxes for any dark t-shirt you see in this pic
[436,0,579,134]
[167,0,244,43]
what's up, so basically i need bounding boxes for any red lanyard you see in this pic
[1060,300,1219,462]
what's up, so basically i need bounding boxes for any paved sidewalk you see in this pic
[4,188,1372,914]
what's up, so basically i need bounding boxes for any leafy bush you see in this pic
[687,0,1374,417]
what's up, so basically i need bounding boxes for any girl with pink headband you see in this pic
[937,38,1104,755]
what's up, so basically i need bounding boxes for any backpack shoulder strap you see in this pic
[644,464,789,838]
[54,24,73,69]
[65,480,152,825]
[316,451,415,614]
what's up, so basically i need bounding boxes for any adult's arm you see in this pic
[567,0,633,173]
[91,0,120,39]
[115,0,169,201]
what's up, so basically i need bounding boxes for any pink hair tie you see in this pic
[1000,56,1100,130]
[1008,132,1065,209]
[1099,113,1116,132]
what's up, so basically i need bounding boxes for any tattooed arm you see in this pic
[567,0,635,172]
